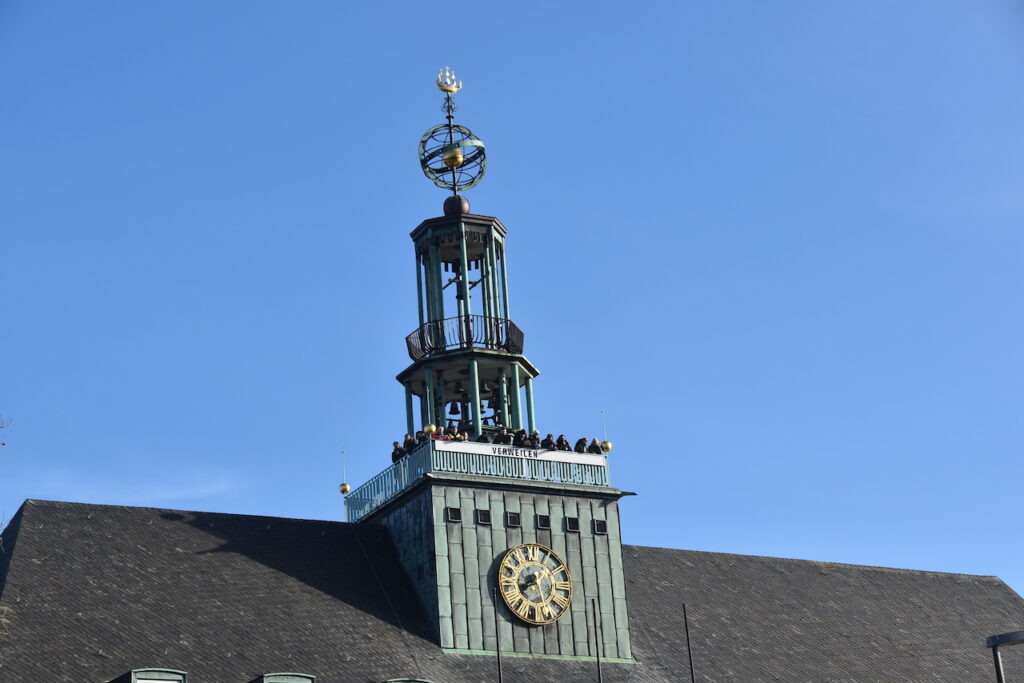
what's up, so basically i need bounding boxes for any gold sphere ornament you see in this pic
[425,423,437,434]
[338,482,351,495]
[600,440,613,453]
[442,146,465,169]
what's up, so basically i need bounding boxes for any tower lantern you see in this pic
[399,68,539,437]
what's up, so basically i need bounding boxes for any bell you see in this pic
[449,401,461,416]
[454,381,465,394]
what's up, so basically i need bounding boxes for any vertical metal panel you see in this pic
[606,501,632,659]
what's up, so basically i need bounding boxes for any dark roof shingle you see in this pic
[1,499,1021,682]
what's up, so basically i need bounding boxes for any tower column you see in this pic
[525,377,536,434]
[405,382,415,435]
[498,367,509,429]
[424,366,436,427]
[510,363,522,430]
[436,371,447,428]
[429,241,444,322]
[500,245,511,319]
[458,222,472,347]
[415,252,425,327]
[469,359,482,437]
[488,240,500,319]
[481,241,492,324]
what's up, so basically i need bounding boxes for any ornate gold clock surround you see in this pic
[497,542,573,625]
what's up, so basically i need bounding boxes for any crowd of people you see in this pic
[390,426,606,463]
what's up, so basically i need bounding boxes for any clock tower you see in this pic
[343,69,633,662]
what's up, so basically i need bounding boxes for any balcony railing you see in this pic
[344,440,609,523]
[405,314,524,360]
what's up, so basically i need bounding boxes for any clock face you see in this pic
[497,542,573,625]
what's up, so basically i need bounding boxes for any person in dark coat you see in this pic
[529,431,541,448]
[513,430,528,447]
[391,441,406,463]
[416,430,428,444]
[573,438,587,453]
[402,434,417,452]
[587,438,603,454]
[555,434,571,451]
[541,433,556,449]
[493,428,512,445]
[476,431,491,443]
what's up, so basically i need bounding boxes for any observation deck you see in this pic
[345,440,610,523]
[405,314,524,360]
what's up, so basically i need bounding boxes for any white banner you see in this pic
[433,439,607,467]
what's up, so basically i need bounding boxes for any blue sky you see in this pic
[2,2,1023,594]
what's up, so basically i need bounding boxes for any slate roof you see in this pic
[1,499,1022,682]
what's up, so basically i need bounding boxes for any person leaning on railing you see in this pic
[555,434,571,451]
[573,437,588,453]
[391,441,406,463]
[493,428,513,445]
[587,438,603,454]
[402,433,417,452]
[541,433,556,449]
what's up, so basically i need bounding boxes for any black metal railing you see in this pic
[405,314,524,360]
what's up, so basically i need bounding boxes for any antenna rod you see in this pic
[683,602,696,683]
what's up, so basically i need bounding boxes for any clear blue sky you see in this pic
[3,2,1023,594]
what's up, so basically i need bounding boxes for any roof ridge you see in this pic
[623,542,1004,581]
[22,498,352,527]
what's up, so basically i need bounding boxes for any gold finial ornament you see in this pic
[436,66,463,93]
[425,423,437,434]
[600,440,613,453]
[339,482,351,495]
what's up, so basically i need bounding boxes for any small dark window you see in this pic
[477,509,492,525]
[506,511,521,527]
[536,514,551,530]
[566,517,580,533]
[593,519,608,535]
[446,507,462,523]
